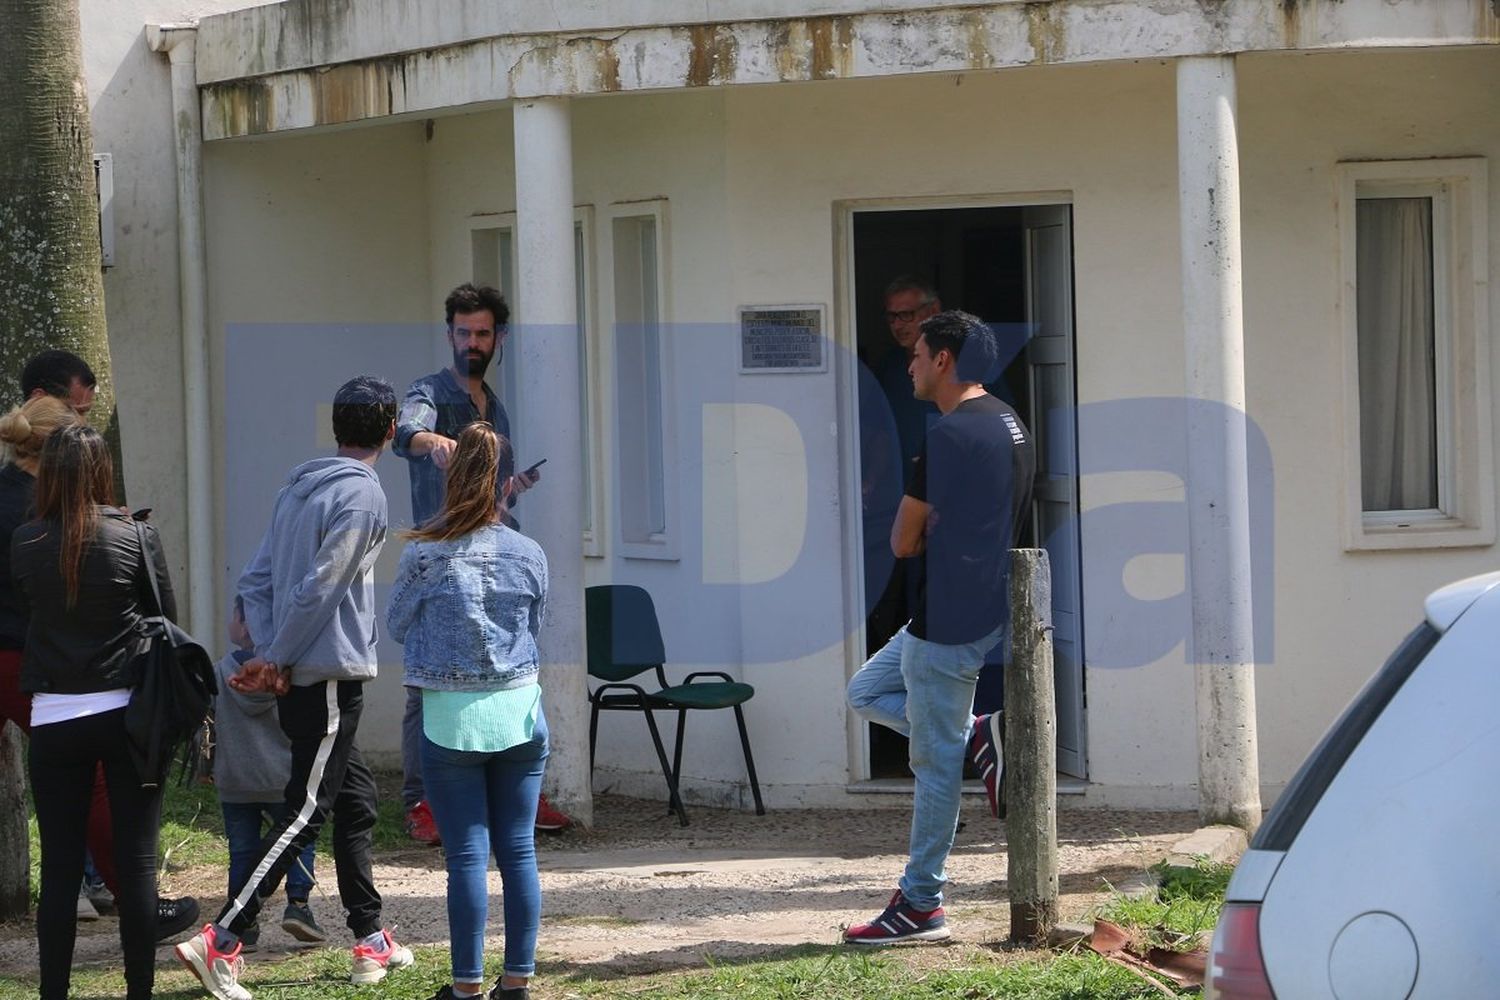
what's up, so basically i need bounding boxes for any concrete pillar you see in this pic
[146,24,215,638]
[1176,56,1262,832]
[513,97,592,827]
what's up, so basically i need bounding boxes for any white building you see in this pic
[79,0,1499,824]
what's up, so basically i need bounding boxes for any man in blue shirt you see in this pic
[392,283,566,842]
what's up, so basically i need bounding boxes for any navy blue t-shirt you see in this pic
[906,393,1034,644]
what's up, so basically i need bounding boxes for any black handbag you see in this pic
[122,519,217,788]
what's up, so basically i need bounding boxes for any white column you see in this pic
[146,25,215,638]
[513,97,592,827]
[1176,56,1261,832]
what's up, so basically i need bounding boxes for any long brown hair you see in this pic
[403,422,513,542]
[32,425,116,606]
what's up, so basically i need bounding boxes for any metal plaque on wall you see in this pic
[738,304,827,373]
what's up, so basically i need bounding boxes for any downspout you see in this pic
[146,24,214,637]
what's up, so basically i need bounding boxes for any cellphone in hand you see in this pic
[522,458,547,477]
[131,508,153,521]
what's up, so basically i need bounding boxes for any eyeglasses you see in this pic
[885,303,932,324]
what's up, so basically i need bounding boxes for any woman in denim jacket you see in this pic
[387,423,547,1000]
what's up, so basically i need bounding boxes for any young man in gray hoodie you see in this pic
[176,376,413,1000]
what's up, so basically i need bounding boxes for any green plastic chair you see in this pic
[585,584,766,826]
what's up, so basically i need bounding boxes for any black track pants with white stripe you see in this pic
[215,679,383,939]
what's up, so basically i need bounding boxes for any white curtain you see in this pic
[1357,197,1437,512]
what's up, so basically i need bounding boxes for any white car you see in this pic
[1206,572,1500,1000]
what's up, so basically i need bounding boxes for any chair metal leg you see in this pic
[641,705,689,826]
[671,708,688,809]
[589,702,600,774]
[733,704,766,815]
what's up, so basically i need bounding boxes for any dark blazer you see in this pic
[10,508,177,694]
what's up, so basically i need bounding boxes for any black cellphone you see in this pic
[131,508,153,521]
[522,458,547,476]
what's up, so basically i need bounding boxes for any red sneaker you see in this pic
[534,793,572,832]
[843,889,951,946]
[405,800,441,846]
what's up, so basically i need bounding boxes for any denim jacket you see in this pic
[387,523,547,692]
[392,368,511,527]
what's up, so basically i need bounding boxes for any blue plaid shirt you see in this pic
[393,367,511,526]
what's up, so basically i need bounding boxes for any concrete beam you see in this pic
[198,0,1500,140]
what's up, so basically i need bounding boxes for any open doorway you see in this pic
[850,203,1086,780]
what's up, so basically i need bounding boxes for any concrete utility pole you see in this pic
[1176,55,1262,832]
[1005,549,1058,943]
[513,97,593,827]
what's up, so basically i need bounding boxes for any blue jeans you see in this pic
[422,711,549,982]
[221,801,316,903]
[846,623,1005,910]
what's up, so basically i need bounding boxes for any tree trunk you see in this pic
[0,0,122,919]
[0,724,27,920]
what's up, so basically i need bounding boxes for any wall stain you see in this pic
[683,24,743,87]
[1025,3,1064,64]
[963,8,994,70]
[807,16,853,79]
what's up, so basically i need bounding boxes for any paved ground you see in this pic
[0,795,1199,978]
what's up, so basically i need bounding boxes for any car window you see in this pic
[1251,621,1439,851]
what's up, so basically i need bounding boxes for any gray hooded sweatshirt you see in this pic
[213,650,295,803]
[237,456,388,685]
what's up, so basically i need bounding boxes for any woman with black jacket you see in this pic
[10,424,174,1000]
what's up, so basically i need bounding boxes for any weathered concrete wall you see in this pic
[175,43,1500,804]
[201,122,432,758]
[195,0,1500,140]
[79,0,275,607]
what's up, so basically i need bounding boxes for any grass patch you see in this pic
[0,943,1204,1000]
[1094,856,1232,951]
[24,766,419,902]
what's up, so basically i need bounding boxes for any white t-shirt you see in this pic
[30,689,131,727]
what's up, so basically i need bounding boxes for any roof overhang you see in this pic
[192,0,1500,140]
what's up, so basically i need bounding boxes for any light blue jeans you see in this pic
[422,711,548,982]
[846,623,1005,910]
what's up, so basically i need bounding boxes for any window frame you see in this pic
[1337,157,1492,551]
[602,199,679,561]
[575,205,607,558]
[467,213,523,435]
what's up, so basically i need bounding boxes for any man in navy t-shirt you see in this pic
[844,310,1034,946]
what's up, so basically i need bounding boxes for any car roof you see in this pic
[1425,570,1500,631]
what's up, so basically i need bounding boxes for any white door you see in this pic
[1024,204,1086,778]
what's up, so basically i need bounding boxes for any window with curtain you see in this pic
[613,211,669,547]
[1355,196,1439,513]
[1338,158,1491,551]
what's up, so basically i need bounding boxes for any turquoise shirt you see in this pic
[422,683,540,752]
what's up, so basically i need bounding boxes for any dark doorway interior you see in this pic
[854,206,1034,779]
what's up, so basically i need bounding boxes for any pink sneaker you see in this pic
[174,924,251,1000]
[350,928,414,984]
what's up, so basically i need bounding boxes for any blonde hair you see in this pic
[403,422,514,543]
[0,395,79,468]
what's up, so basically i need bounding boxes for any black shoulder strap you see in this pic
[133,518,165,618]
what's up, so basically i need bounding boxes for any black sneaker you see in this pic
[155,895,201,943]
[239,920,261,954]
[281,899,327,943]
[489,985,530,1000]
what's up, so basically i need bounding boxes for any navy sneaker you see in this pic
[969,712,1005,820]
[843,889,950,946]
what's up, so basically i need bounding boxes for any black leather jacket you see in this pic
[10,508,177,694]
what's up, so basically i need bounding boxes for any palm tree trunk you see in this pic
[0,0,123,919]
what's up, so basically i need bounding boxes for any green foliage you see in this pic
[1094,855,1233,952]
